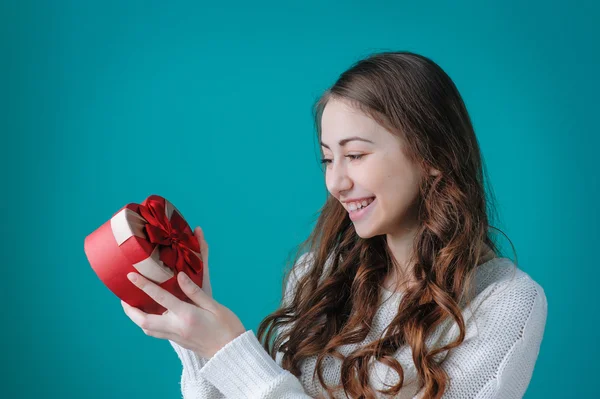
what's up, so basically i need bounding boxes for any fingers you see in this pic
[194,226,212,298]
[177,271,216,313]
[141,329,179,340]
[126,272,185,315]
[121,300,176,337]
[194,226,209,266]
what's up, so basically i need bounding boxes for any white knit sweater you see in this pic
[169,255,547,398]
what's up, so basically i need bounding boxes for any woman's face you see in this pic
[320,98,435,239]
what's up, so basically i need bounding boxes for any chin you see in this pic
[353,225,381,239]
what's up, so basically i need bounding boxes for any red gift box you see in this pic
[84,194,204,315]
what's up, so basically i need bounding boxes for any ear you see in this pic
[429,167,441,177]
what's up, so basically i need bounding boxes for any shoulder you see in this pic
[469,258,548,341]
[289,251,314,283]
[473,258,547,307]
[288,250,337,283]
[283,250,338,301]
[282,251,315,305]
[435,260,548,397]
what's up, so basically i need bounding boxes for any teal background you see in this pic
[2,1,597,398]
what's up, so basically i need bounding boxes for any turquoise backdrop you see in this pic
[2,1,597,398]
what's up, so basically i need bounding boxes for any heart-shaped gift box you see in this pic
[84,194,204,314]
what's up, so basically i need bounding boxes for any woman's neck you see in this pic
[381,242,496,293]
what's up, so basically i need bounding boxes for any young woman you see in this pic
[122,51,547,399]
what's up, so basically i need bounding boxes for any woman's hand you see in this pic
[193,226,212,299]
[121,226,246,358]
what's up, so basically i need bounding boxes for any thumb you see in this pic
[178,271,213,308]
[194,226,209,265]
[194,226,212,298]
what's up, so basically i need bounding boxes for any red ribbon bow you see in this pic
[138,198,202,275]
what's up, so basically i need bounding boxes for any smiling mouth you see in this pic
[347,198,376,221]
[346,197,376,212]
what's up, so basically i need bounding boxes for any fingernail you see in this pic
[127,273,137,283]
[179,272,191,283]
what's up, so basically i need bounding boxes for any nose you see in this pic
[326,162,352,197]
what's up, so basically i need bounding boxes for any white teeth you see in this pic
[348,197,374,211]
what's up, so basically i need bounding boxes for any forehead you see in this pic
[320,99,391,149]
[321,99,379,135]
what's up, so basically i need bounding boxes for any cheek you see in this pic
[379,169,421,206]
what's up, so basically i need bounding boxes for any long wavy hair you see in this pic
[256,51,516,399]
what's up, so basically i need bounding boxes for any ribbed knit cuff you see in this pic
[199,329,288,398]
[169,340,211,383]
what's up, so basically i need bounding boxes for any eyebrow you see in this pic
[320,136,375,149]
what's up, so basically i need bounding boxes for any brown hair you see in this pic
[256,51,515,398]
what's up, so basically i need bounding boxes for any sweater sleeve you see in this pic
[425,275,548,399]
[196,253,314,398]
[198,329,313,398]
[169,252,313,398]
[169,339,225,398]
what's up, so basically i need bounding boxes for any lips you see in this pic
[348,197,376,221]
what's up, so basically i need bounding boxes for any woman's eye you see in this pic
[319,154,364,165]
[347,154,364,161]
